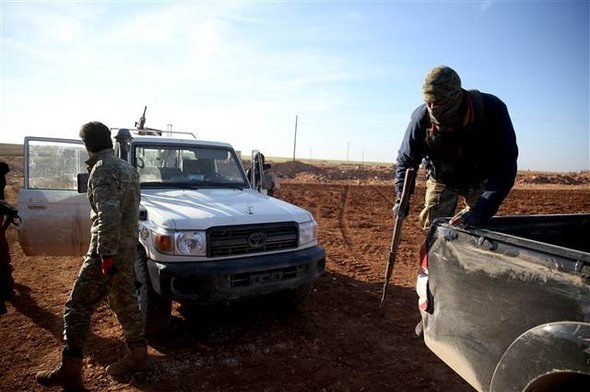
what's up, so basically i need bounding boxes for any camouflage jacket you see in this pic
[85,149,140,257]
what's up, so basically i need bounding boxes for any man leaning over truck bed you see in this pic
[393,65,519,229]
[394,66,518,336]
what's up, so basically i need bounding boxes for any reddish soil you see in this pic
[1,157,589,391]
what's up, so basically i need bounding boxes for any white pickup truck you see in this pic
[17,127,325,335]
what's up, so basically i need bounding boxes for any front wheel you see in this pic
[135,247,172,337]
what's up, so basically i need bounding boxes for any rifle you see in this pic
[0,200,21,230]
[379,168,415,308]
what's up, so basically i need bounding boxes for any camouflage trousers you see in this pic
[63,247,144,349]
[419,177,485,230]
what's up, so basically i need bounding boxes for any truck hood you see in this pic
[140,188,313,230]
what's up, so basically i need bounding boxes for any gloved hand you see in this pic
[101,256,116,277]
[449,210,483,228]
[392,199,410,219]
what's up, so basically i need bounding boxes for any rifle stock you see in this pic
[379,168,415,307]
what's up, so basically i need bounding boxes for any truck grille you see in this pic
[208,222,298,257]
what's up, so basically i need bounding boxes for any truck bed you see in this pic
[472,213,590,254]
[459,214,590,273]
[420,213,590,391]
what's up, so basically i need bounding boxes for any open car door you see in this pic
[18,137,91,256]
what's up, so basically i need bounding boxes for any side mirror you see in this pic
[77,173,89,193]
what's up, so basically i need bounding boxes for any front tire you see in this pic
[135,247,172,337]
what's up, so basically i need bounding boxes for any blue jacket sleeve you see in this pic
[471,95,519,220]
[395,105,429,198]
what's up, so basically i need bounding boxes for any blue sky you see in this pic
[1,1,588,172]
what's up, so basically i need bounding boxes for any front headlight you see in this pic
[176,231,207,256]
[299,220,318,246]
[152,230,207,256]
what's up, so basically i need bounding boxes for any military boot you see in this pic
[106,341,148,376]
[36,346,84,390]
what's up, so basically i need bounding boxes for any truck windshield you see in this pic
[133,145,248,188]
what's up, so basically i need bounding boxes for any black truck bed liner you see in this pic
[472,213,590,253]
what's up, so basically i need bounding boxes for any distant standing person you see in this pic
[36,122,147,390]
[394,65,518,229]
[247,152,279,197]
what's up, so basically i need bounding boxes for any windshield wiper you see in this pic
[203,182,245,190]
[141,182,198,190]
[141,181,245,190]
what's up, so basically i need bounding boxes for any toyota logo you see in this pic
[248,232,266,248]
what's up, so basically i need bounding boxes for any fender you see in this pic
[490,321,590,392]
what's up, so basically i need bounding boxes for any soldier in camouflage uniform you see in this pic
[37,122,147,390]
[394,65,519,229]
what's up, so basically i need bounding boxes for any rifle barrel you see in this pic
[379,168,415,307]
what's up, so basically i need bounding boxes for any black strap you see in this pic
[467,89,485,129]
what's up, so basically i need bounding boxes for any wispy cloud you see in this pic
[480,1,495,13]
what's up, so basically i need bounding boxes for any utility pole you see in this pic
[292,115,298,162]
[347,141,350,163]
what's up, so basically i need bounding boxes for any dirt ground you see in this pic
[1,157,589,391]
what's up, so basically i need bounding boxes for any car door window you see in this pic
[26,139,87,190]
[19,137,91,256]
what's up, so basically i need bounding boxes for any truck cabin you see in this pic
[110,128,248,188]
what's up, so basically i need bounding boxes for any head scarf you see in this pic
[422,66,464,127]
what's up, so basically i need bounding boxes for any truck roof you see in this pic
[114,128,233,149]
[132,136,233,149]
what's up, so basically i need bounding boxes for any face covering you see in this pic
[427,91,464,127]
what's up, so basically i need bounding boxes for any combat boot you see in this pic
[106,341,148,376]
[36,346,84,390]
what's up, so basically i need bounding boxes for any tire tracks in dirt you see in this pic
[372,185,396,206]
[334,184,395,280]
[335,185,369,275]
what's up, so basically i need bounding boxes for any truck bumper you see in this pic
[146,246,326,305]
